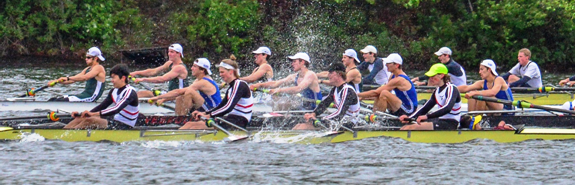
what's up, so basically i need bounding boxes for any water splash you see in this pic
[19,132,45,142]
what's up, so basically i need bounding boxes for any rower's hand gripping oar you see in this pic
[147,99,176,111]
[129,76,162,96]
[472,95,575,115]
[201,117,248,142]
[18,81,59,97]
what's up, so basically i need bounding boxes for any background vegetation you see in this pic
[1,0,574,71]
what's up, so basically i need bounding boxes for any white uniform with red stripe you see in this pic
[432,82,461,122]
[324,84,360,119]
[208,79,253,122]
[102,85,140,127]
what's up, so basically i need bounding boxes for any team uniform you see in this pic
[198,77,222,112]
[167,63,190,91]
[418,59,467,86]
[49,66,105,102]
[252,66,273,83]
[390,74,418,116]
[408,82,461,130]
[90,85,139,129]
[504,60,542,88]
[295,75,323,110]
[483,77,515,111]
[357,57,390,85]
[314,83,360,122]
[206,79,253,129]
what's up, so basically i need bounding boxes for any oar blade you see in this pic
[224,135,249,142]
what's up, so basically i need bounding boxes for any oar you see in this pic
[201,117,248,142]
[18,81,59,97]
[0,111,76,122]
[147,99,176,111]
[471,95,575,114]
[511,86,575,93]
[129,76,162,96]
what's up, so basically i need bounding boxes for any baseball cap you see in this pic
[252,46,271,55]
[360,45,377,54]
[434,47,452,56]
[343,49,360,64]
[384,53,403,65]
[87,47,105,61]
[288,52,311,63]
[193,58,212,75]
[424,63,449,77]
[169,43,184,58]
[480,59,498,76]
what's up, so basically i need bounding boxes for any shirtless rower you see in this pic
[130,43,189,97]
[358,53,418,116]
[64,64,139,129]
[240,46,274,83]
[181,55,253,130]
[48,47,106,102]
[148,58,222,115]
[317,49,362,92]
[293,62,360,130]
[250,52,322,110]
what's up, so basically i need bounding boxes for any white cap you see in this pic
[434,47,452,56]
[561,101,574,111]
[384,53,403,65]
[87,47,105,61]
[480,59,498,76]
[343,49,360,64]
[169,43,184,58]
[288,52,311,63]
[360,45,377,54]
[194,58,212,75]
[252,46,271,55]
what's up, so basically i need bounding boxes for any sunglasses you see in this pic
[86,56,94,59]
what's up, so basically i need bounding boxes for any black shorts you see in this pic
[390,108,409,117]
[106,120,134,130]
[215,115,249,130]
[428,118,459,130]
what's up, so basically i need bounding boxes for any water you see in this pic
[1,65,575,183]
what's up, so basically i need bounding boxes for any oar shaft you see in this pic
[472,95,575,114]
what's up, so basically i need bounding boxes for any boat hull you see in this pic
[2,128,575,144]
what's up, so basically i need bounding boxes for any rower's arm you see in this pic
[324,87,358,120]
[509,76,531,87]
[457,81,482,93]
[140,65,185,83]
[99,89,139,116]
[130,61,171,77]
[240,64,271,83]
[408,89,437,119]
[361,60,383,84]
[255,75,293,89]
[90,90,114,113]
[316,71,329,78]
[278,73,315,94]
[478,77,506,96]
[358,82,394,99]
[154,88,187,101]
[69,65,104,82]
[313,89,335,116]
[427,86,460,119]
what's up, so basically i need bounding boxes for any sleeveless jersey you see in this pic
[70,66,105,102]
[483,77,515,110]
[391,74,418,114]
[295,74,322,110]
[167,63,190,91]
[199,77,222,111]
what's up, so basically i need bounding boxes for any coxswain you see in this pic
[149,58,222,115]
[293,63,360,130]
[399,63,462,130]
[130,43,189,97]
[501,48,542,88]
[358,53,418,116]
[181,55,253,130]
[250,52,322,110]
[357,45,390,86]
[411,47,467,86]
[48,47,106,102]
[458,59,514,112]
[240,46,274,83]
[317,49,362,92]
[64,64,139,129]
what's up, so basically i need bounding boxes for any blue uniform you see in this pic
[391,74,418,114]
[199,77,222,111]
[483,77,514,110]
[295,75,322,110]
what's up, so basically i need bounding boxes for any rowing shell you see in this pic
[2,126,575,144]
[0,99,175,114]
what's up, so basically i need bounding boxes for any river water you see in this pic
[0,64,574,184]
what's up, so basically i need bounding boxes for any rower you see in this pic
[181,55,253,130]
[317,49,362,92]
[399,63,461,130]
[240,46,274,83]
[559,75,575,87]
[357,45,390,85]
[458,59,514,113]
[130,43,189,97]
[501,48,542,88]
[411,47,467,86]
[48,47,106,102]
[64,64,139,129]
[148,58,222,115]
[358,53,418,116]
[250,52,322,110]
[294,63,360,130]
